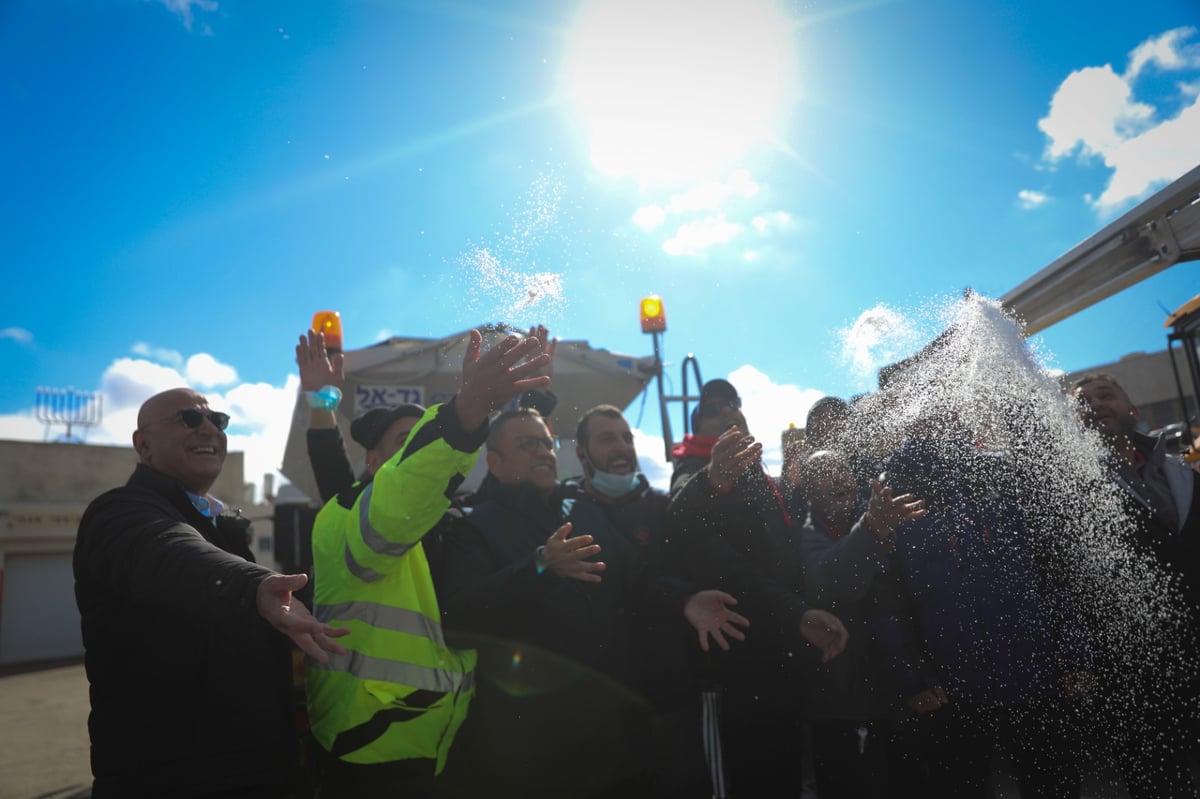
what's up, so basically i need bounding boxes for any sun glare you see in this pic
[562,0,797,187]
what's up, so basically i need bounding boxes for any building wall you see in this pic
[0,440,278,666]
[1061,348,1198,432]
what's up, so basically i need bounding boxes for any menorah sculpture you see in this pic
[35,386,103,442]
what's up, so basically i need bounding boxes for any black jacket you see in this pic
[561,475,701,708]
[798,510,907,721]
[74,464,295,798]
[437,480,653,797]
[441,480,636,681]
[666,459,814,690]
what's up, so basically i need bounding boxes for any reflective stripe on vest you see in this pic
[345,481,419,583]
[308,648,475,695]
[316,600,446,647]
[311,599,463,691]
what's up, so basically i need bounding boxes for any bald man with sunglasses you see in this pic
[74,387,350,798]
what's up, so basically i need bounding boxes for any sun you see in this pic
[561,0,798,187]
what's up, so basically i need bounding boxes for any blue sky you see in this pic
[2,0,1198,494]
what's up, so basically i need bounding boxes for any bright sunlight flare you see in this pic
[562,0,798,187]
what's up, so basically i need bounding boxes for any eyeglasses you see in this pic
[154,409,231,431]
[514,435,556,454]
[697,398,741,418]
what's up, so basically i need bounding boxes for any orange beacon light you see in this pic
[312,311,343,352]
[640,295,667,334]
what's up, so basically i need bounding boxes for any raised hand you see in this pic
[295,330,345,393]
[541,522,605,583]
[707,426,762,494]
[864,478,926,540]
[800,608,849,663]
[684,589,750,652]
[526,325,557,381]
[456,330,551,431]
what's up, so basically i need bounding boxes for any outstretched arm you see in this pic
[256,573,349,664]
[358,331,552,563]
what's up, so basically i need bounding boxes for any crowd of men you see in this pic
[72,326,1200,798]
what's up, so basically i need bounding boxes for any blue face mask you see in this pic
[589,468,640,498]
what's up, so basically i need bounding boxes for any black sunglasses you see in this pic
[697,397,741,418]
[168,409,231,431]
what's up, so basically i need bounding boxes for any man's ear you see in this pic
[132,430,151,462]
[364,449,380,475]
[485,449,500,472]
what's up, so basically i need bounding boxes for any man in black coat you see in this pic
[74,387,348,798]
[566,404,749,798]
[667,378,849,798]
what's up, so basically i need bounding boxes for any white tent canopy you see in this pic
[279,324,657,505]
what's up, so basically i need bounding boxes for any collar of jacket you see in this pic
[670,433,718,462]
[127,462,243,527]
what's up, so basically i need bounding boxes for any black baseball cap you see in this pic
[691,379,741,432]
[698,378,739,405]
[349,404,426,450]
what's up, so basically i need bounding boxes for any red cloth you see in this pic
[671,433,718,462]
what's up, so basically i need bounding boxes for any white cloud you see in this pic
[1038,27,1200,212]
[131,341,184,368]
[662,215,743,256]
[751,210,793,233]
[1093,96,1200,209]
[101,357,191,409]
[221,376,301,495]
[1039,66,1154,160]
[632,168,794,258]
[1126,26,1200,80]
[1,327,33,344]
[632,204,666,232]
[838,304,923,385]
[0,411,45,441]
[665,169,760,214]
[726,365,827,474]
[631,428,673,491]
[1017,189,1049,209]
[153,0,219,32]
[185,353,238,387]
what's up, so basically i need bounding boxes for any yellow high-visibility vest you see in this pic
[305,404,478,772]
